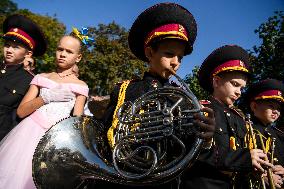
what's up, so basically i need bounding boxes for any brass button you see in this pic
[12,89,16,94]
[219,128,223,132]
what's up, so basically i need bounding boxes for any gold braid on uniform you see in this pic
[107,80,130,148]
[244,126,272,152]
[229,106,245,150]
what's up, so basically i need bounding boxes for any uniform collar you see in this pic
[1,61,24,71]
[251,115,272,128]
[143,72,170,87]
[210,96,229,109]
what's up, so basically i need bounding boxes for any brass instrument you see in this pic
[32,69,204,188]
[245,114,276,189]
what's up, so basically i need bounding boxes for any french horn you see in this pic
[32,69,204,188]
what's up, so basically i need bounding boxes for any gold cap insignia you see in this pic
[178,25,185,33]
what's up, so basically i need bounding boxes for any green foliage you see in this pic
[249,11,284,82]
[0,4,146,96]
[183,66,210,100]
[241,11,284,126]
[0,0,17,15]
[78,22,147,95]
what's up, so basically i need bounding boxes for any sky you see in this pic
[13,0,284,79]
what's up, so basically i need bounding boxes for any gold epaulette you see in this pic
[107,80,131,148]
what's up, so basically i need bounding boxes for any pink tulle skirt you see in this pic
[0,111,49,189]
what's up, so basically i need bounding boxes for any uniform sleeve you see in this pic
[217,147,253,172]
[198,99,253,173]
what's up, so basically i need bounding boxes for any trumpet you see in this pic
[245,114,276,189]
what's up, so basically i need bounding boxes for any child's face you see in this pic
[251,100,281,125]
[3,40,31,64]
[56,36,82,69]
[213,72,247,107]
[146,39,186,79]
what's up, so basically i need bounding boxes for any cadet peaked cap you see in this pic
[198,45,250,92]
[128,3,197,62]
[3,14,47,56]
[246,79,284,104]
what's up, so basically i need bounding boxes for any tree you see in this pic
[0,0,17,15]
[183,66,209,100]
[249,11,284,82]
[246,11,284,127]
[79,22,147,95]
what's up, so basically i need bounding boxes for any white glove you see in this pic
[40,85,75,104]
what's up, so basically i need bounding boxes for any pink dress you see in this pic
[0,74,89,189]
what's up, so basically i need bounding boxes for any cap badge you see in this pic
[178,25,185,33]
[239,60,244,67]
[278,91,282,96]
[151,80,158,89]
[13,28,18,33]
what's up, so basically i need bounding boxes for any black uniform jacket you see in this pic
[180,97,252,189]
[0,62,33,140]
[91,72,181,189]
[234,116,284,189]
[251,117,284,166]
[271,124,284,163]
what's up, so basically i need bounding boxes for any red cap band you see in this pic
[144,23,188,47]
[4,28,35,49]
[212,60,249,76]
[254,90,284,102]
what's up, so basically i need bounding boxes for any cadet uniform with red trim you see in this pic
[181,45,253,189]
[92,3,198,189]
[0,14,47,140]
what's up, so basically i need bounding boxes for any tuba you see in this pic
[32,69,204,188]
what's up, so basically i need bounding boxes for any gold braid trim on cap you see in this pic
[107,80,130,148]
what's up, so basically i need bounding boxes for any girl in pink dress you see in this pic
[0,30,91,189]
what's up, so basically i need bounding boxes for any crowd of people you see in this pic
[0,2,283,189]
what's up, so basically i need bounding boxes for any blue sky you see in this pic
[13,0,284,78]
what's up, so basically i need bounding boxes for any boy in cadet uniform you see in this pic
[239,78,284,188]
[92,2,216,189]
[0,14,47,139]
[181,45,273,189]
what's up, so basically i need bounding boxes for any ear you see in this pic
[144,46,153,62]
[76,53,82,63]
[250,101,257,112]
[25,50,33,58]
[212,76,221,89]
